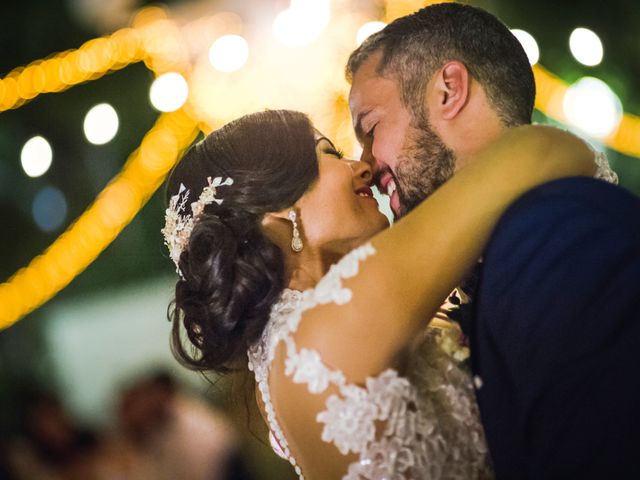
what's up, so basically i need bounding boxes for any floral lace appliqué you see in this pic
[318,386,378,455]
[593,150,618,184]
[285,348,345,394]
[248,243,492,479]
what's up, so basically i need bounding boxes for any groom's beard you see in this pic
[394,114,455,217]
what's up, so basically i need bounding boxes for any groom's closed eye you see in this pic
[365,123,377,139]
[354,109,373,145]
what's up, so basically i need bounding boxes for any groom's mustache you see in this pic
[373,167,391,193]
[372,169,384,190]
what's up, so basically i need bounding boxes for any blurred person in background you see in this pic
[0,441,17,480]
[7,390,100,480]
[115,371,248,480]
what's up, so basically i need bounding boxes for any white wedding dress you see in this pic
[247,152,617,480]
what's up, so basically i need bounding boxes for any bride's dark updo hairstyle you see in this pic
[167,110,318,373]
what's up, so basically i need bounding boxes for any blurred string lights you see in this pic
[0,7,202,328]
[510,25,633,144]
[0,0,639,329]
[3,109,199,328]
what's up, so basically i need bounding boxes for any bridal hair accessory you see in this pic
[288,210,303,252]
[162,176,234,278]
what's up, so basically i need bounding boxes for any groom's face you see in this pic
[349,52,455,218]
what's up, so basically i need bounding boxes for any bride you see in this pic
[162,109,599,479]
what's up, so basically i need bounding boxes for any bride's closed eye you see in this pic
[324,146,345,159]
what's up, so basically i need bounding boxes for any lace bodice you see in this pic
[247,244,491,479]
[247,151,617,479]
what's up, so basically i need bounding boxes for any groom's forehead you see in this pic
[349,52,384,103]
[350,55,394,104]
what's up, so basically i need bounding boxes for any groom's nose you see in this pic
[359,144,385,189]
[359,143,377,173]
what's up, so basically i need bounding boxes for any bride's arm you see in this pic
[295,125,595,380]
[268,125,595,479]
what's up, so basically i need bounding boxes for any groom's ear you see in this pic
[431,61,469,121]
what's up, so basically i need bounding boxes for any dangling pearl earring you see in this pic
[288,210,303,252]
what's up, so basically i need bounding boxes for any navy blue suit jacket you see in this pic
[471,177,640,479]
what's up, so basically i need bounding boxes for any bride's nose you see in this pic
[348,160,373,183]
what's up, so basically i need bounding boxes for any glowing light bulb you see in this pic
[209,34,249,73]
[84,103,119,145]
[569,27,603,66]
[149,72,189,112]
[563,77,622,138]
[273,0,331,47]
[356,21,386,46]
[21,136,53,177]
[511,29,540,65]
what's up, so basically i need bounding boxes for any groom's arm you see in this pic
[471,177,640,479]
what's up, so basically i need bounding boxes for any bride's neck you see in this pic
[286,248,343,292]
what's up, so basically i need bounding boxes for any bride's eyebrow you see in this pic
[315,137,337,150]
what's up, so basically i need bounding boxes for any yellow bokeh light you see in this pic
[1,76,19,109]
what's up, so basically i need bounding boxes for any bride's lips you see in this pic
[355,185,376,202]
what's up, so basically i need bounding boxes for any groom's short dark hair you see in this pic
[346,3,535,127]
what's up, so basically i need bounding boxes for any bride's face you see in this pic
[295,133,389,254]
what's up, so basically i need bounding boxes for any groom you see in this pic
[347,3,640,478]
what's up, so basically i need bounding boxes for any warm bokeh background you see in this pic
[1,0,639,478]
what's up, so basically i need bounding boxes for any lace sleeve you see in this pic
[248,243,491,479]
[247,244,378,478]
[593,150,618,184]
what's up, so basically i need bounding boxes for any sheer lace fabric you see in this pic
[247,152,617,479]
[593,150,618,184]
[247,244,491,479]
